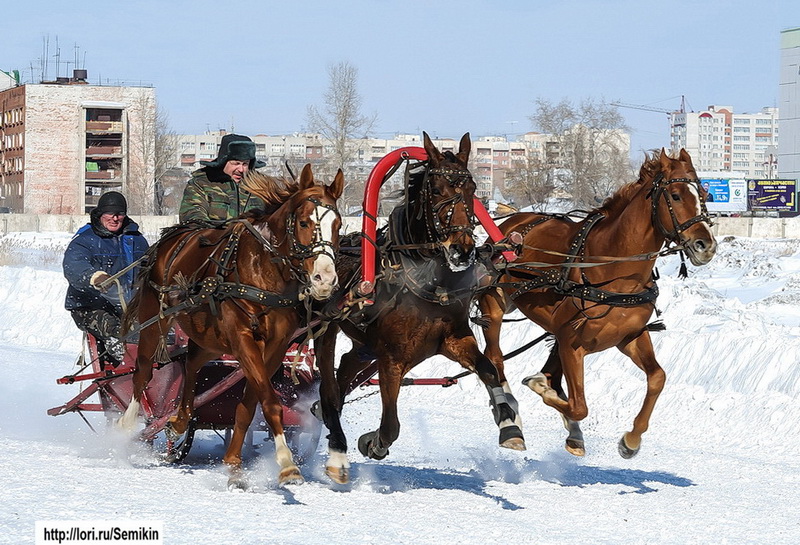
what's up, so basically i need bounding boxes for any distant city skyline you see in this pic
[3,0,796,160]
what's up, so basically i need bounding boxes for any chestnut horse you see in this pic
[479,149,716,458]
[118,165,343,486]
[316,133,525,484]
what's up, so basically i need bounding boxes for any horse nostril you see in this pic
[694,239,707,251]
[313,274,322,282]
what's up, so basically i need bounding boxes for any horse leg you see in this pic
[523,341,588,423]
[615,331,665,459]
[478,289,524,419]
[222,383,259,490]
[357,357,402,460]
[167,340,218,436]
[443,332,525,451]
[117,315,168,431]
[315,324,350,484]
[228,334,303,487]
[532,341,585,456]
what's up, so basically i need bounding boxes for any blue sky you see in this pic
[3,0,797,158]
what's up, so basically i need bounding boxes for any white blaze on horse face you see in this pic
[686,183,704,218]
[309,203,338,300]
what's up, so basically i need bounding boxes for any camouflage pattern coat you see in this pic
[179,167,265,223]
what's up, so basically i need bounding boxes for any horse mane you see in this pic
[240,171,300,209]
[596,151,661,218]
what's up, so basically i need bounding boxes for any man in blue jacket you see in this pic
[63,191,149,363]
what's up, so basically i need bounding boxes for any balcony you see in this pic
[86,146,122,157]
[86,121,123,133]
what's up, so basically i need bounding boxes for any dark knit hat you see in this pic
[95,191,127,215]
[200,134,266,169]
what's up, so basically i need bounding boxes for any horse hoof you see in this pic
[565,439,586,457]
[165,419,187,439]
[501,437,527,451]
[522,373,550,395]
[358,431,389,460]
[227,467,248,491]
[278,466,304,486]
[618,436,640,459]
[325,466,350,485]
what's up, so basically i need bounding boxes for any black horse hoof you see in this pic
[618,436,640,459]
[358,431,389,460]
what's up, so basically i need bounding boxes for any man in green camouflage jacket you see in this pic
[179,133,267,223]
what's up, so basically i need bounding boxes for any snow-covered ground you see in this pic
[1,231,799,545]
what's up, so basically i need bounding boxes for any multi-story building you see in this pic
[0,71,155,214]
[779,27,800,182]
[670,105,779,178]
[173,131,581,203]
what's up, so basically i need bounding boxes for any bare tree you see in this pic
[503,147,554,212]
[530,97,632,209]
[126,94,180,215]
[126,92,157,215]
[306,61,376,212]
[153,106,180,214]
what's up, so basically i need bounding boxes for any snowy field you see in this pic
[1,231,799,545]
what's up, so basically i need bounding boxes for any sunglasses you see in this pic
[101,212,126,218]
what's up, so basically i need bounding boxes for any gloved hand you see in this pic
[90,271,112,292]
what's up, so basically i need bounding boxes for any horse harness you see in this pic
[140,215,323,333]
[497,174,712,309]
[421,166,479,243]
[379,163,484,306]
[498,213,659,308]
[650,172,713,243]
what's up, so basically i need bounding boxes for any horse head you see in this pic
[417,131,477,271]
[651,148,717,266]
[278,164,344,300]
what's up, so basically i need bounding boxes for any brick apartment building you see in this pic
[0,71,155,214]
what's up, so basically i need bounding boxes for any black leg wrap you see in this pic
[358,430,389,460]
[499,425,524,445]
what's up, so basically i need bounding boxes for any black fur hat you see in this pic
[200,134,266,169]
[95,191,127,215]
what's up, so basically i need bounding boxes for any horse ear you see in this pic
[659,148,671,170]
[679,148,692,163]
[456,132,471,164]
[423,131,443,164]
[328,169,345,200]
[299,163,314,189]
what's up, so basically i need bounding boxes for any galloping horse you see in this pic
[479,149,716,458]
[316,132,525,484]
[118,165,343,486]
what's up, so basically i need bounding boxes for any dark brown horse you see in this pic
[478,149,716,458]
[118,165,343,486]
[316,132,525,484]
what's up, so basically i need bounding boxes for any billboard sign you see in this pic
[747,179,797,212]
[699,177,747,212]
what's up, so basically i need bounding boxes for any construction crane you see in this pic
[611,95,687,116]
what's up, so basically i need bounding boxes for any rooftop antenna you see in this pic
[42,35,49,82]
[54,35,60,79]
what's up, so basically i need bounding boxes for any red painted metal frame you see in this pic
[359,146,514,292]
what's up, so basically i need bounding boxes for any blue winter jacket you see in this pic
[63,215,149,312]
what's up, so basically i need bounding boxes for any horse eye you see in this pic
[299,220,310,228]
[671,193,680,201]
[432,187,442,196]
